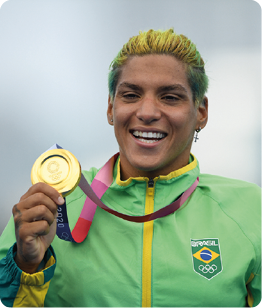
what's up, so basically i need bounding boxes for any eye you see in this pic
[121,92,140,102]
[123,93,138,99]
[161,95,179,103]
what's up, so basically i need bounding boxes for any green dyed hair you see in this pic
[108,28,208,107]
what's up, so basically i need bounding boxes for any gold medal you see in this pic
[31,149,81,197]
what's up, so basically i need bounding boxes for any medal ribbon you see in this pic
[56,153,199,243]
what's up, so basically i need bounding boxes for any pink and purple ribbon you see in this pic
[52,145,199,243]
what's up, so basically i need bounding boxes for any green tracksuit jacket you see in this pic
[0,155,261,307]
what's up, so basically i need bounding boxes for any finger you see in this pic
[19,191,63,216]
[13,204,56,234]
[19,220,52,240]
[20,182,64,205]
[22,205,56,226]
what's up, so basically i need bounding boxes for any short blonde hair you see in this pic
[108,28,208,106]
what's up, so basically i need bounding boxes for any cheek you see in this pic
[113,108,131,141]
[113,103,135,127]
[169,109,197,135]
[170,112,193,127]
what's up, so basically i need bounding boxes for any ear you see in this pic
[196,96,208,130]
[107,95,114,126]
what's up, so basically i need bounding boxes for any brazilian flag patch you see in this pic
[191,238,222,280]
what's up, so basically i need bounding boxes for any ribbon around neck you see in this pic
[56,153,199,243]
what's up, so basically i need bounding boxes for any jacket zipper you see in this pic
[142,178,155,307]
[148,178,154,188]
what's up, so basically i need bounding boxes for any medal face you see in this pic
[31,149,81,196]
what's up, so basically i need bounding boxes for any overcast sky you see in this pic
[0,0,261,236]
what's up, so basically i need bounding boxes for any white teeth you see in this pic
[138,138,158,143]
[132,131,165,139]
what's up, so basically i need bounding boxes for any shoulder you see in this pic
[197,173,261,215]
[197,173,261,264]
[198,173,261,203]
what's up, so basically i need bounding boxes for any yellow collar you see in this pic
[116,154,198,187]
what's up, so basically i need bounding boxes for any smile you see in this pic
[132,130,167,144]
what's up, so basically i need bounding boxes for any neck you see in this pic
[119,155,191,181]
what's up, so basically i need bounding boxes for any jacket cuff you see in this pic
[0,244,56,307]
[12,244,57,285]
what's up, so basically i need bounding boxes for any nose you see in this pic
[136,96,161,124]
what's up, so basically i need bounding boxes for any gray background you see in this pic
[0,0,261,236]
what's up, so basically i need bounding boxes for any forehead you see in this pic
[117,54,190,91]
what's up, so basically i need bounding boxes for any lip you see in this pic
[130,133,166,148]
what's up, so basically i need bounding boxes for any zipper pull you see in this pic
[148,178,154,188]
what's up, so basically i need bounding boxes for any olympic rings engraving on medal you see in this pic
[49,171,62,181]
[47,161,60,173]
[31,148,81,197]
[198,264,217,274]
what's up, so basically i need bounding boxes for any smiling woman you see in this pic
[0,29,260,308]
[107,54,208,180]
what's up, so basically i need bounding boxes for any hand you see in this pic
[12,183,64,274]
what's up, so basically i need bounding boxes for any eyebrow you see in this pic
[117,82,142,91]
[158,84,188,94]
[117,82,188,94]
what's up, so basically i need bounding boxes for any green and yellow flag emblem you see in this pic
[191,238,222,280]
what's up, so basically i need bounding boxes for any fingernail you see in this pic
[58,196,64,205]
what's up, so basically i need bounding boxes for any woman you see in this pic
[0,29,260,307]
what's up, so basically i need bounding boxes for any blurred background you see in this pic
[0,0,261,236]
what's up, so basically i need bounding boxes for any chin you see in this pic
[134,162,164,175]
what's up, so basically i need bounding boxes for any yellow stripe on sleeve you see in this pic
[13,255,55,307]
[246,273,255,307]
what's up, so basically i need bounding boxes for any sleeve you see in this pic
[0,218,56,307]
[246,264,261,307]
[0,244,56,307]
[246,185,262,308]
